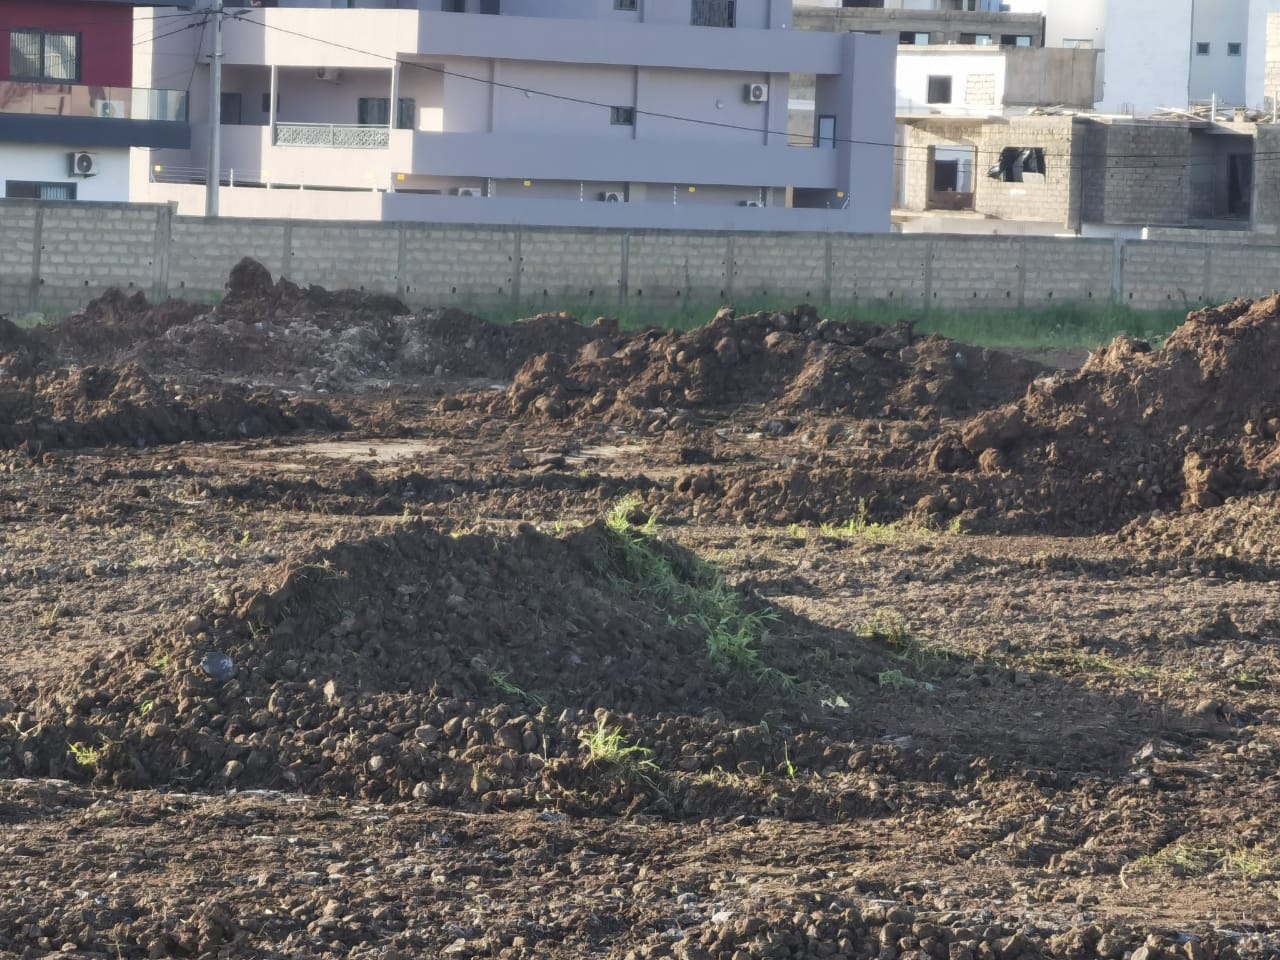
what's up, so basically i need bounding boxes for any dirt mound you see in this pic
[483,308,1046,426]
[1117,490,1280,570]
[0,521,934,813]
[925,296,1280,531]
[0,362,345,451]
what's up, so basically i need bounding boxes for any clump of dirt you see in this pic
[481,308,1046,427]
[1117,490,1280,570]
[0,521,920,813]
[0,362,345,451]
[926,295,1280,531]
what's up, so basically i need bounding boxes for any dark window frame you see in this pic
[926,75,953,104]
[1227,41,1243,57]
[8,28,82,83]
[610,105,636,125]
[691,0,736,28]
[220,91,243,125]
[5,180,77,200]
[1195,41,1210,56]
[357,96,417,129]
[614,0,637,9]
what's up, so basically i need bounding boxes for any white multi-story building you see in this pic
[132,0,896,232]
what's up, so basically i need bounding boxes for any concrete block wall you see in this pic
[732,233,827,301]
[37,204,162,311]
[169,219,288,302]
[0,205,37,314]
[1081,122,1192,227]
[402,225,516,306]
[9,199,1280,323]
[831,235,930,306]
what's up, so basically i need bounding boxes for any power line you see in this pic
[182,12,1280,174]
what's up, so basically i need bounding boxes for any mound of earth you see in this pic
[0,362,345,452]
[1117,490,1280,570]
[17,260,616,389]
[0,521,936,816]
[481,308,1047,427]
[926,295,1280,531]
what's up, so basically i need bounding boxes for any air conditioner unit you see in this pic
[454,187,482,197]
[93,99,126,118]
[69,152,98,177]
[740,200,764,208]
[599,191,625,202]
[314,67,343,83]
[745,82,769,103]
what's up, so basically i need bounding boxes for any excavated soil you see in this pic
[1,263,1279,959]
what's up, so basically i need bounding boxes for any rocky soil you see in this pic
[0,262,1277,959]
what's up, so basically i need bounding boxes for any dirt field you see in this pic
[1,263,1278,960]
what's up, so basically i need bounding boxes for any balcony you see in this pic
[0,81,189,149]
[274,122,391,149]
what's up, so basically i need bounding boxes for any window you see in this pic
[691,0,735,27]
[220,92,242,125]
[959,33,993,45]
[899,31,931,45]
[1196,41,1210,55]
[261,92,280,113]
[817,114,836,149]
[357,97,416,129]
[1000,34,1033,47]
[1228,42,1242,57]
[5,180,76,200]
[1062,38,1093,49]
[988,146,1045,182]
[9,29,81,82]
[614,0,637,8]
[927,75,952,104]
[610,106,635,125]
[443,0,466,10]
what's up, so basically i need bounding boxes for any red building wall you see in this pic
[0,1,134,87]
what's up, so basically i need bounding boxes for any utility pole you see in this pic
[205,0,224,218]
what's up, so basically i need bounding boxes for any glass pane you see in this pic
[10,31,41,79]
[44,32,79,81]
[40,182,76,201]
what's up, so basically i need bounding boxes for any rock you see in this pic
[960,409,1026,454]
[0,698,15,717]
[415,724,441,745]
[199,651,235,681]
[223,759,244,781]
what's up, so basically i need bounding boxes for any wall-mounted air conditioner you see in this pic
[68,152,98,177]
[454,187,482,197]
[745,83,769,103]
[599,191,625,202]
[739,200,764,208]
[315,67,343,83]
[93,100,126,118]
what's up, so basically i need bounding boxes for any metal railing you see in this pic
[273,122,390,148]
[0,81,187,121]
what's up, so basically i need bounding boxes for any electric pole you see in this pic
[205,0,223,217]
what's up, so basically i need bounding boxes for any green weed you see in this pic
[474,657,546,708]
[578,718,659,780]
[605,498,794,689]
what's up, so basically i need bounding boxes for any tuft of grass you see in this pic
[474,657,547,708]
[877,668,933,691]
[859,609,957,681]
[1131,842,1220,877]
[578,718,659,780]
[605,497,794,689]
[66,742,108,773]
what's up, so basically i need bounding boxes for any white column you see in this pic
[389,59,401,130]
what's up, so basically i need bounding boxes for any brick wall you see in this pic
[1080,121,1192,226]
[9,199,1280,321]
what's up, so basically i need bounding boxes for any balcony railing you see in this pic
[274,122,390,148]
[0,82,187,121]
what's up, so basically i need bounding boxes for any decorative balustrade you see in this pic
[274,122,390,148]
